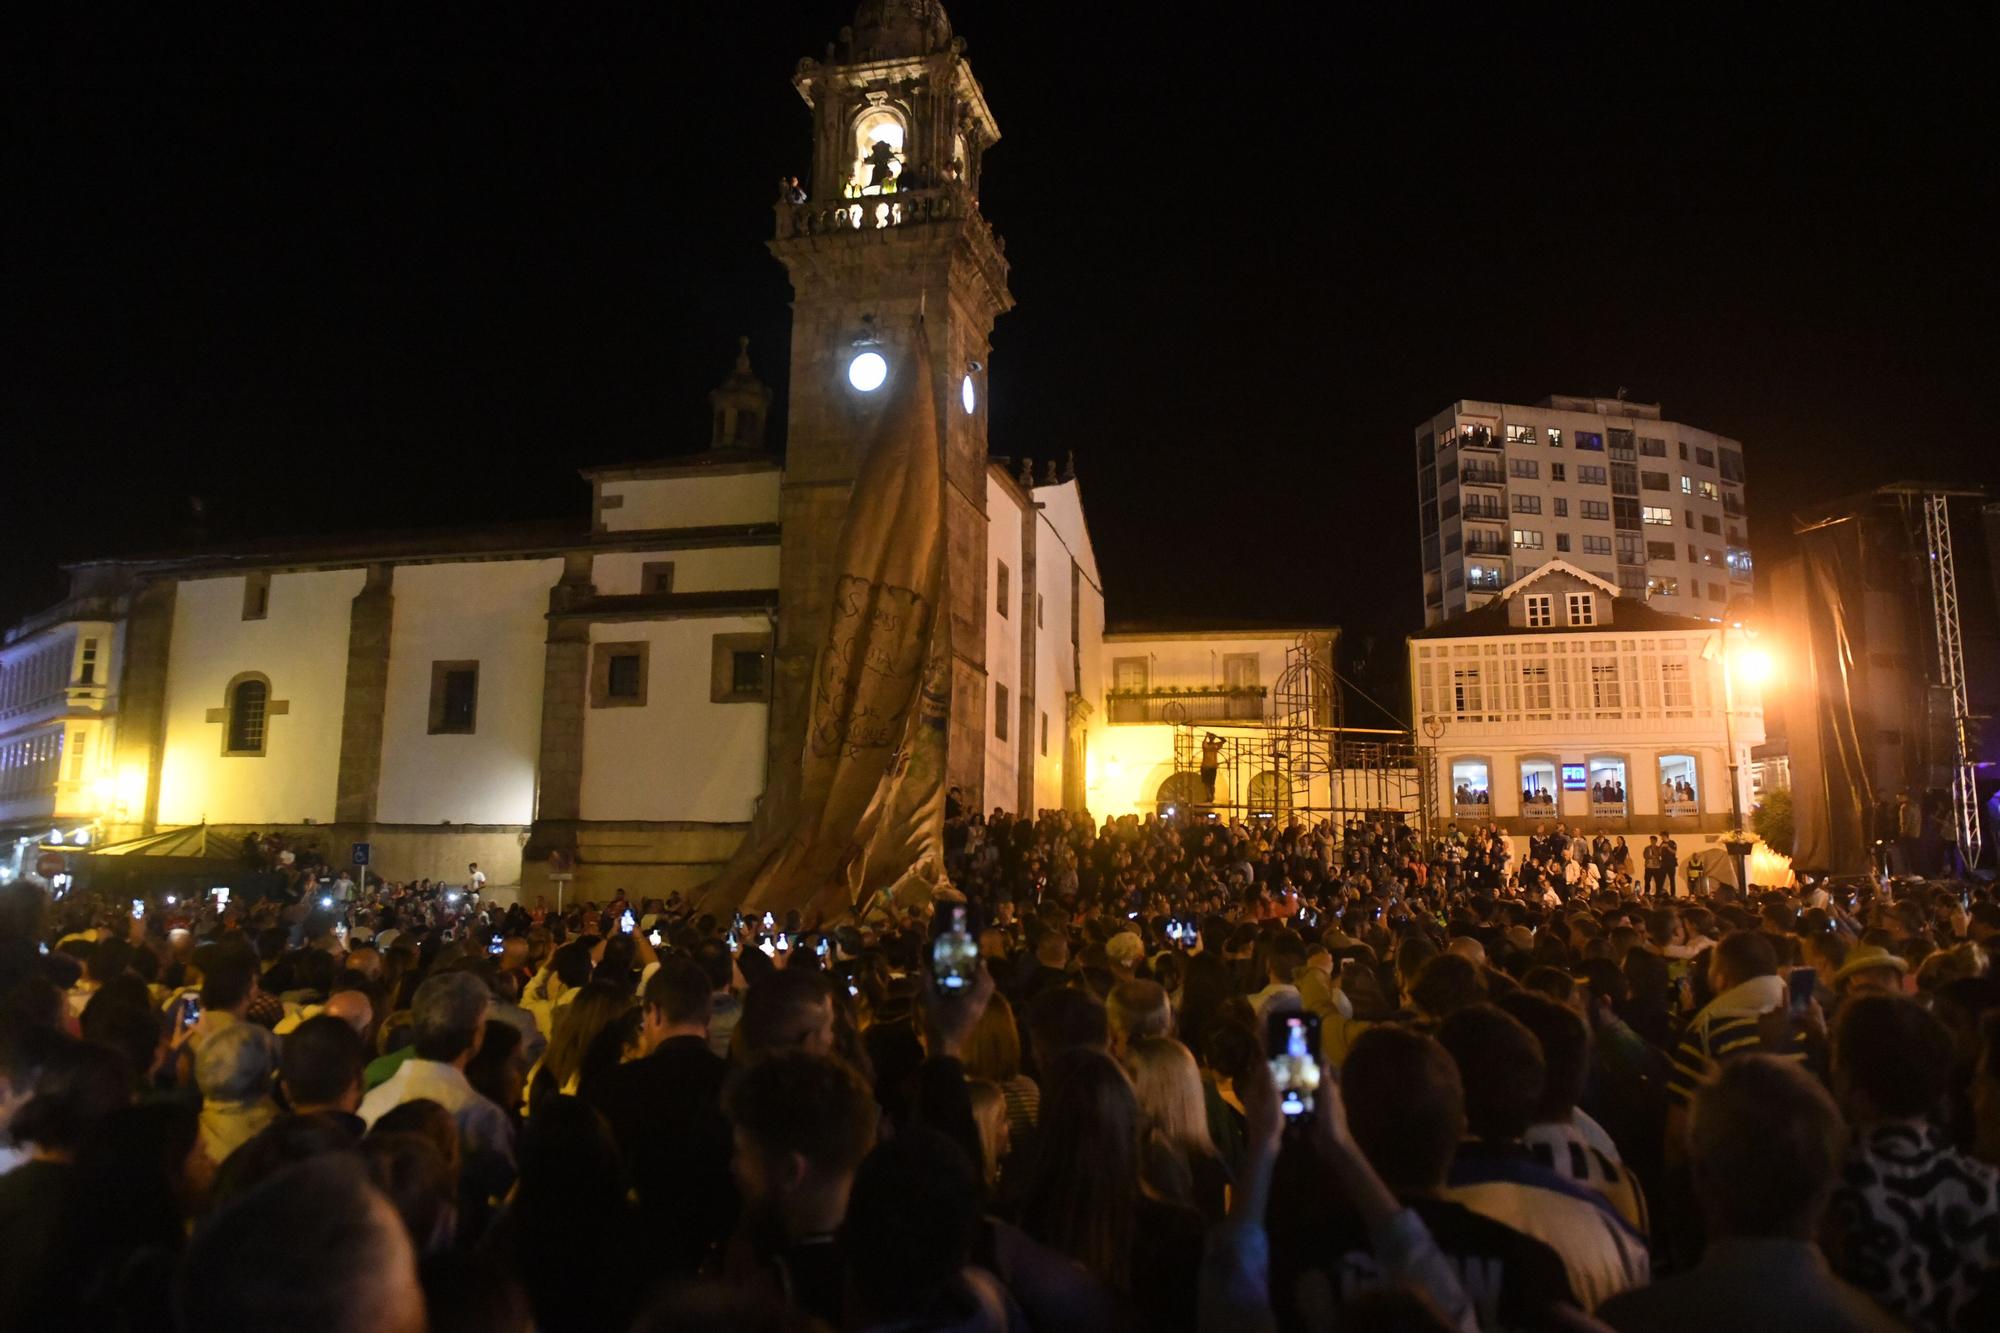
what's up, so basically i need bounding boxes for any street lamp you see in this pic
[1715,603,1769,893]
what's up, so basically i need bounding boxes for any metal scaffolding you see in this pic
[1919,492,1983,870]
[1167,637,1430,837]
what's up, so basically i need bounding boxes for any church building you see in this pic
[1,2,1331,899]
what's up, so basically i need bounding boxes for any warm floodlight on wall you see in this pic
[960,373,977,414]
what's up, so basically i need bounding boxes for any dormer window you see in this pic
[848,107,906,197]
[1524,594,1553,628]
[1566,592,1596,627]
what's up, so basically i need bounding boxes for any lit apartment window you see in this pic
[1642,507,1674,526]
[1509,458,1540,479]
[1506,424,1536,444]
[1547,428,1563,447]
[1566,593,1595,626]
[1647,575,1680,596]
[1679,475,1693,494]
[1525,594,1554,627]
[1513,494,1542,514]
[1512,529,1544,551]
[1575,432,1604,451]
[1699,480,1719,500]
[1580,500,1610,520]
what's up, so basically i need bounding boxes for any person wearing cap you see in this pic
[195,1022,280,1164]
[1834,945,1908,1001]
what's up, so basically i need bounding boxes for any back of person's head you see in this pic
[1021,1047,1140,1286]
[1715,930,1779,988]
[176,1154,425,1333]
[69,1100,201,1253]
[283,1014,366,1109]
[1106,978,1172,1046]
[1266,933,1308,980]
[1409,953,1486,1019]
[1494,991,1588,1123]
[842,1125,981,1322]
[723,1050,876,1176]
[960,988,1021,1083]
[410,970,490,1062]
[360,1130,457,1256]
[210,1113,361,1206]
[1692,1054,1845,1239]
[514,1093,627,1218]
[84,935,135,985]
[199,943,259,1011]
[643,955,713,1028]
[1122,1036,1213,1158]
[1342,1025,1466,1193]
[370,1098,461,1182]
[1519,966,1576,1006]
[80,972,163,1082]
[1395,933,1440,987]
[1833,993,1955,1121]
[739,969,833,1055]
[1025,985,1109,1070]
[197,1020,280,1104]
[1574,957,1629,1010]
[1435,1004,1544,1142]
[549,939,594,989]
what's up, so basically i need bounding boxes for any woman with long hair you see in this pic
[1124,1035,1232,1224]
[1016,1048,1204,1333]
[524,981,633,1115]
[959,989,1038,1147]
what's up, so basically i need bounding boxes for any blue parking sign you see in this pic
[352,842,371,867]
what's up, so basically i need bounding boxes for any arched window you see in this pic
[226,676,269,756]
[1449,757,1491,818]
[1659,754,1699,815]
[1518,757,1559,816]
[1156,772,1203,818]
[848,108,906,197]
[1587,754,1628,814]
[1248,771,1292,818]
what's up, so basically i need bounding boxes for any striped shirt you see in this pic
[1667,976,1794,1106]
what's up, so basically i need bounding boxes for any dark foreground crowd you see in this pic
[3,808,1999,1332]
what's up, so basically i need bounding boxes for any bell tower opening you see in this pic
[848,106,906,196]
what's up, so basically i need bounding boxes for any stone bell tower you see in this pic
[767,0,1013,814]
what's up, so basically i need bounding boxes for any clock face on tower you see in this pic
[847,351,888,392]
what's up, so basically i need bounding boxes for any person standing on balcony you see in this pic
[1200,733,1223,805]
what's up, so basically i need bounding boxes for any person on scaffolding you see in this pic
[1199,731,1224,804]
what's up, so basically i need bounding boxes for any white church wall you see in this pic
[157,569,364,826]
[983,473,1024,812]
[578,615,770,823]
[598,469,780,533]
[375,559,561,826]
[591,546,779,595]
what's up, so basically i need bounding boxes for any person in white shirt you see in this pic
[467,863,487,894]
[359,972,514,1180]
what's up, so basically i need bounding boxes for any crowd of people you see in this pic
[1,806,1998,1331]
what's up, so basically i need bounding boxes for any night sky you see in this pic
[7,3,1992,717]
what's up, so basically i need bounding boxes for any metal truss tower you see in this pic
[1921,492,1983,870]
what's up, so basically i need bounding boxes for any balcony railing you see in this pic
[1722,495,1746,516]
[1463,503,1506,521]
[1460,466,1506,486]
[1590,800,1628,820]
[775,186,976,241]
[1464,537,1508,556]
[1455,428,1500,452]
[1663,798,1698,817]
[1107,686,1266,725]
[1521,794,1557,815]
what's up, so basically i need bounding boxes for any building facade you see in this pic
[2,3,1290,898]
[1416,395,1753,626]
[1410,561,1765,854]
